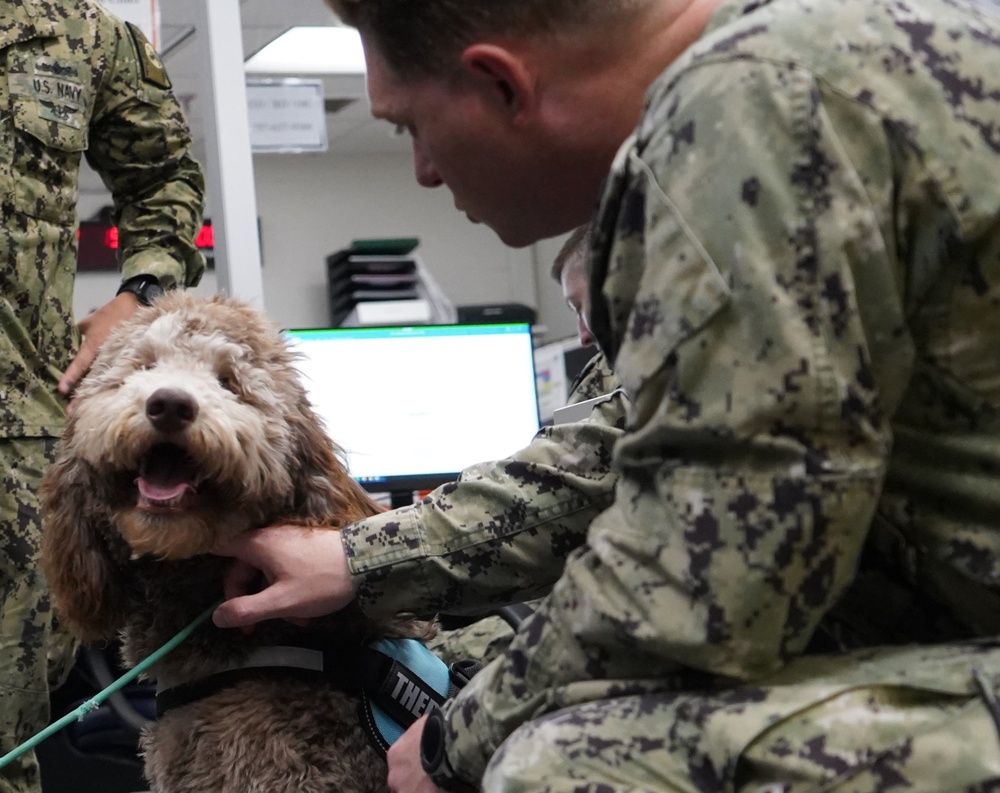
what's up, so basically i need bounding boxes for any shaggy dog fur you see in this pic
[40,292,431,793]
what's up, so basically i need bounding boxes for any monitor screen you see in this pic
[286,323,541,493]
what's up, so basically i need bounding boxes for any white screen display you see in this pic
[286,324,540,489]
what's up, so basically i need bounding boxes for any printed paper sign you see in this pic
[246,80,328,154]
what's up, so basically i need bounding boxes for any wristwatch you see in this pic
[116,274,165,306]
[420,703,475,793]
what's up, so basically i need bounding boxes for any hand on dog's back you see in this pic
[212,524,356,630]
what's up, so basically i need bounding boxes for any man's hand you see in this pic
[387,717,447,793]
[59,292,141,396]
[212,525,356,630]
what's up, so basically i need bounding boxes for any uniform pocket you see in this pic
[8,55,90,225]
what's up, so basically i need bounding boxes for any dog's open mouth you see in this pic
[135,443,203,513]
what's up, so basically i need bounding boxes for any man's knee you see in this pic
[482,699,681,793]
[482,713,578,793]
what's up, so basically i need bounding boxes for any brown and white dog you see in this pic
[40,292,430,793]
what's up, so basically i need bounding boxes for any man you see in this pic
[552,223,597,352]
[0,3,205,791]
[215,0,1000,790]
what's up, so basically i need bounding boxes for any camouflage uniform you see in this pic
[424,353,625,667]
[564,351,620,405]
[347,0,1000,789]
[345,352,626,622]
[0,2,204,790]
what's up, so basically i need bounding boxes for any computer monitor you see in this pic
[285,323,541,494]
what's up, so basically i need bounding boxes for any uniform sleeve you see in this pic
[342,358,626,618]
[437,61,899,783]
[85,15,205,289]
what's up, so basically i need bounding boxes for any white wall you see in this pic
[73,148,580,343]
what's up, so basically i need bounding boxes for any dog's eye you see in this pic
[218,375,237,393]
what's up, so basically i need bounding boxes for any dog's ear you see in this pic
[286,397,382,524]
[40,451,129,642]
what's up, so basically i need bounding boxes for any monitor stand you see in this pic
[390,490,415,509]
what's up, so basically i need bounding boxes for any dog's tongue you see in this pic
[136,478,194,502]
[136,444,199,507]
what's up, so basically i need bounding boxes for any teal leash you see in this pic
[0,599,222,770]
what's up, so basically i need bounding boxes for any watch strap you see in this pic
[117,274,165,306]
[420,703,477,793]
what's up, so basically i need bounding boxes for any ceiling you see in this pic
[158,0,409,157]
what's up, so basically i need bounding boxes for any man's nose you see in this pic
[413,140,443,187]
[578,317,596,348]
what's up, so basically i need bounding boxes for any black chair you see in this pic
[39,645,151,793]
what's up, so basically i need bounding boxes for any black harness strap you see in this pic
[155,641,488,758]
[155,645,356,718]
[493,603,535,630]
[156,663,353,718]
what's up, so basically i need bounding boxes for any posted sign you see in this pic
[246,80,328,154]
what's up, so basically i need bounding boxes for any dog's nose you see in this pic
[146,388,199,433]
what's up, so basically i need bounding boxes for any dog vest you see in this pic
[155,639,471,756]
[155,605,532,755]
[357,639,454,754]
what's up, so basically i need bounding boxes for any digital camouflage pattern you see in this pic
[0,440,56,793]
[0,0,205,439]
[343,352,626,618]
[565,351,621,405]
[486,641,1000,793]
[349,0,1000,789]
[0,2,204,791]
[423,354,624,670]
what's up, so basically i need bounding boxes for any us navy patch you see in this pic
[26,59,86,128]
[127,22,171,90]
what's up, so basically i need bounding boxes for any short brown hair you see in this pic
[550,223,592,283]
[325,0,638,77]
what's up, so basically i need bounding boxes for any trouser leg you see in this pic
[482,644,1000,793]
[482,693,700,793]
[429,615,515,668]
[0,438,73,793]
[737,679,1000,792]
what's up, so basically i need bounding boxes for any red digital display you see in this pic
[77,220,214,271]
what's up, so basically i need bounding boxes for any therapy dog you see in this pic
[40,292,433,793]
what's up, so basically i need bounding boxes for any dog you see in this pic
[40,291,433,793]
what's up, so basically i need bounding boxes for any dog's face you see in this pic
[64,292,349,559]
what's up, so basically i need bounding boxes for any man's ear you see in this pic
[460,43,538,120]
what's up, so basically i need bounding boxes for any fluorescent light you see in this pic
[245,27,365,75]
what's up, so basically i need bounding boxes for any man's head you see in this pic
[326,1,638,78]
[551,224,596,348]
[325,0,665,247]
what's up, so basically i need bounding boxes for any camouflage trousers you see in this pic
[481,640,1000,793]
[429,615,516,669]
[0,438,76,793]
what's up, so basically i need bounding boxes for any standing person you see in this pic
[215,0,1000,791]
[0,3,205,791]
